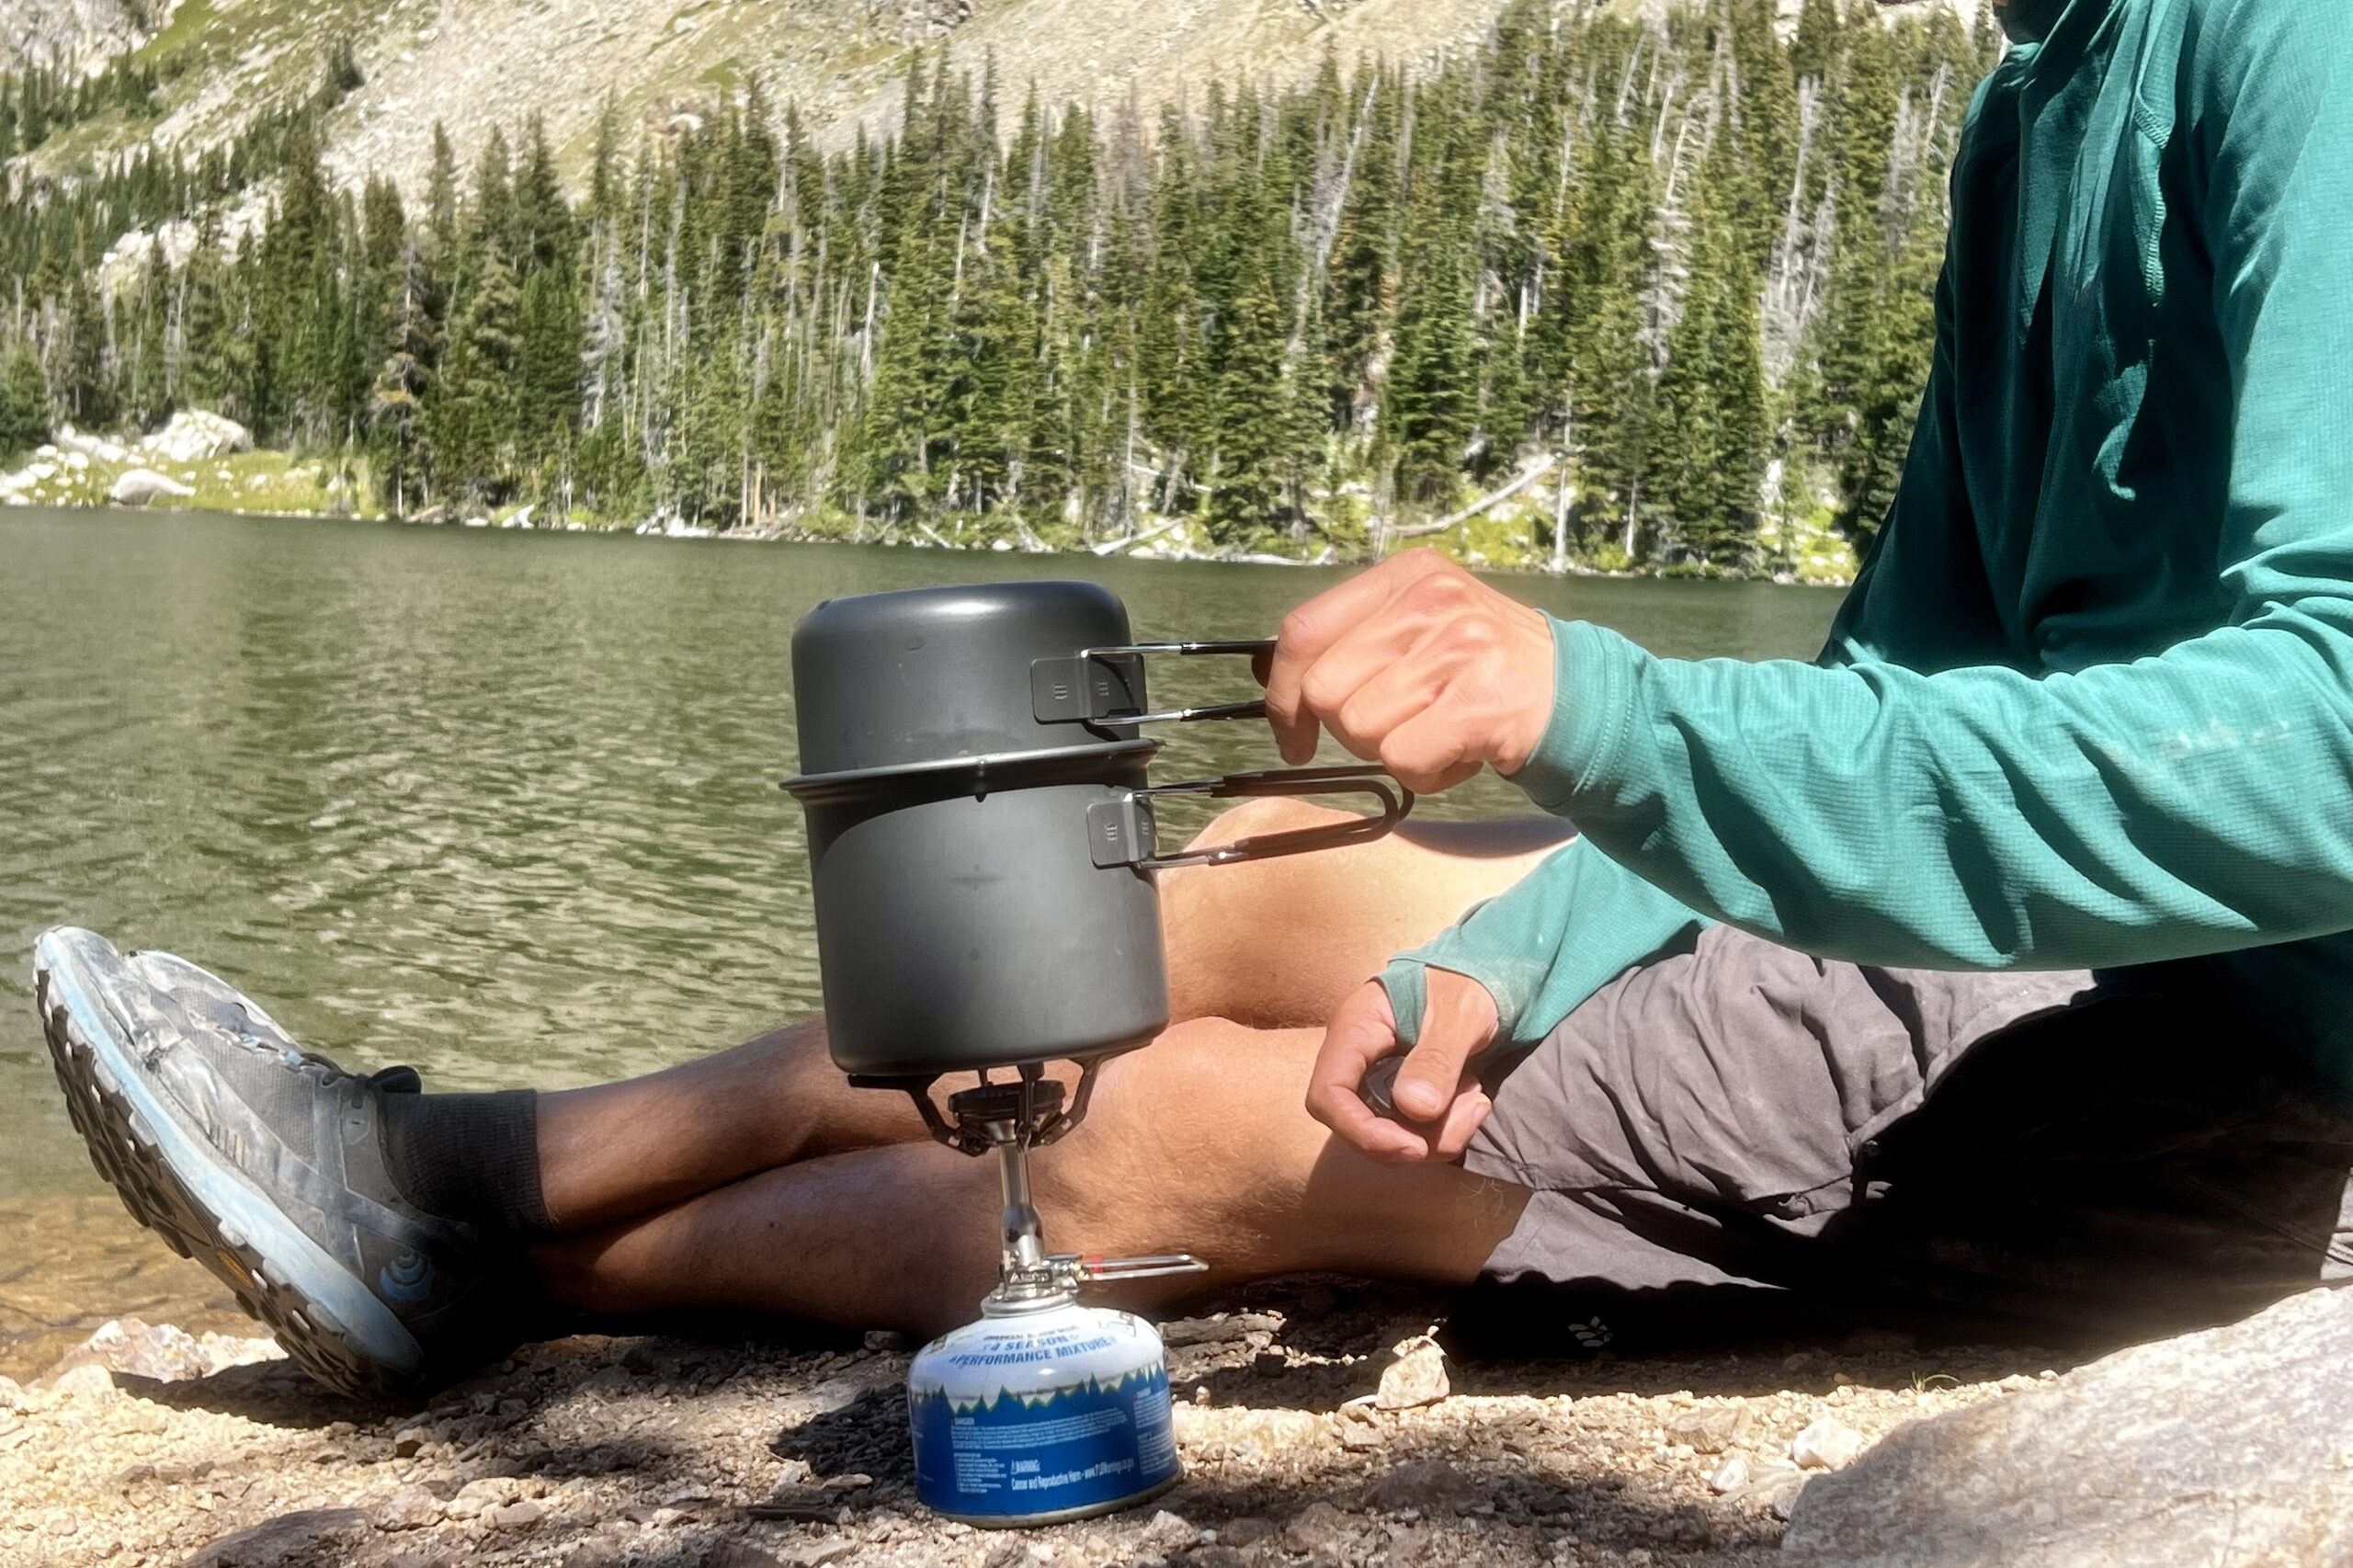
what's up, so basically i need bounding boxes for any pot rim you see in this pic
[780,737,1162,802]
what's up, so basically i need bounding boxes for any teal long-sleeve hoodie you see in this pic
[1381,0,2353,1098]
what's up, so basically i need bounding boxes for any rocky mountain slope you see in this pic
[0,0,168,70]
[13,0,1498,198]
[8,0,1986,199]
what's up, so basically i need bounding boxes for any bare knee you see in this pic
[1182,795,1355,854]
[1162,801,1372,1027]
[1033,1020,1527,1290]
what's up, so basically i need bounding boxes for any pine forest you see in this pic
[0,0,2001,577]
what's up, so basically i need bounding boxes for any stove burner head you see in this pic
[852,1059,1101,1156]
[849,1061,1203,1309]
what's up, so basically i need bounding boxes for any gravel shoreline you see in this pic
[0,1277,2060,1568]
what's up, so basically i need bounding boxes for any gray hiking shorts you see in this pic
[1461,925,2353,1349]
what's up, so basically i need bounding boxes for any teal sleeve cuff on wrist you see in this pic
[1507,616,1642,815]
[1378,957,1429,1050]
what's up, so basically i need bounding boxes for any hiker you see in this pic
[36,0,2353,1397]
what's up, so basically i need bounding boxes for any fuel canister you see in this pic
[908,1294,1181,1526]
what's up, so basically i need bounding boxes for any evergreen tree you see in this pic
[371,241,434,516]
[1381,80,1482,507]
[1202,187,1298,541]
[516,265,584,497]
[431,247,521,505]
[177,217,233,411]
[1563,120,1657,548]
[0,346,50,457]
[126,237,172,426]
[56,267,117,428]
[514,117,574,278]
[425,122,462,267]
[1790,0,1844,85]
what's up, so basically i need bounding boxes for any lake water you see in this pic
[0,507,1842,1376]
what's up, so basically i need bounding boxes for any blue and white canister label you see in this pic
[909,1302,1180,1518]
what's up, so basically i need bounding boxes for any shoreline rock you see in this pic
[138,411,254,466]
[109,467,199,506]
[1782,1286,2353,1567]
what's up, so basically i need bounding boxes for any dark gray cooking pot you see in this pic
[782,581,1410,1079]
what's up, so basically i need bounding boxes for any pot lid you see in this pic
[790,581,1144,776]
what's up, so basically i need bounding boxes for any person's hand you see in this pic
[1260,550,1556,794]
[1304,970,1501,1162]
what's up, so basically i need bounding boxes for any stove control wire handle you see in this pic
[1064,1254,1211,1284]
[979,1076,1208,1306]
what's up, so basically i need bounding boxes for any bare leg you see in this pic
[1159,801,1571,1028]
[532,1017,926,1231]
[534,800,1570,1232]
[534,1021,1529,1335]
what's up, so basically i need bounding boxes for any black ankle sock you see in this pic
[381,1089,552,1240]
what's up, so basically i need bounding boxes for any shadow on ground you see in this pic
[12,1274,2089,1567]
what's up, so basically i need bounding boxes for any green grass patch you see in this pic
[0,440,373,517]
[834,39,903,74]
[135,0,219,70]
[181,449,350,514]
[25,108,151,176]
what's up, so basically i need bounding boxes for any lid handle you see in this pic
[1032,640,1277,727]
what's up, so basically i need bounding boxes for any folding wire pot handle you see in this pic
[1031,639,1415,872]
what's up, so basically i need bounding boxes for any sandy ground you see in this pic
[0,1272,2063,1568]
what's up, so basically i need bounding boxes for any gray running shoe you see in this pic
[34,926,521,1400]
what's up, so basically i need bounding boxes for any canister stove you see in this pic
[874,1066,1205,1527]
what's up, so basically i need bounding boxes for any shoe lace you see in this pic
[284,1050,423,1096]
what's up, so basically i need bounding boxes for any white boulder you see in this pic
[110,468,198,506]
[139,411,253,466]
[53,429,126,465]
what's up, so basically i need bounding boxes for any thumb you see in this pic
[1392,967,1499,1121]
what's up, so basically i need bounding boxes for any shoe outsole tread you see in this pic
[37,960,421,1403]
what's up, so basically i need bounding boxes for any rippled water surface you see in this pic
[0,507,1840,1373]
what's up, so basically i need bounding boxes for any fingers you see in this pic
[1390,967,1499,1121]
[1331,662,1482,793]
[1330,655,1443,754]
[1304,971,1503,1165]
[1304,982,1432,1162]
[1264,551,1552,793]
[1390,1030,1478,1123]
[1368,709,1482,795]
[1427,1085,1494,1163]
[1264,552,1449,764]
